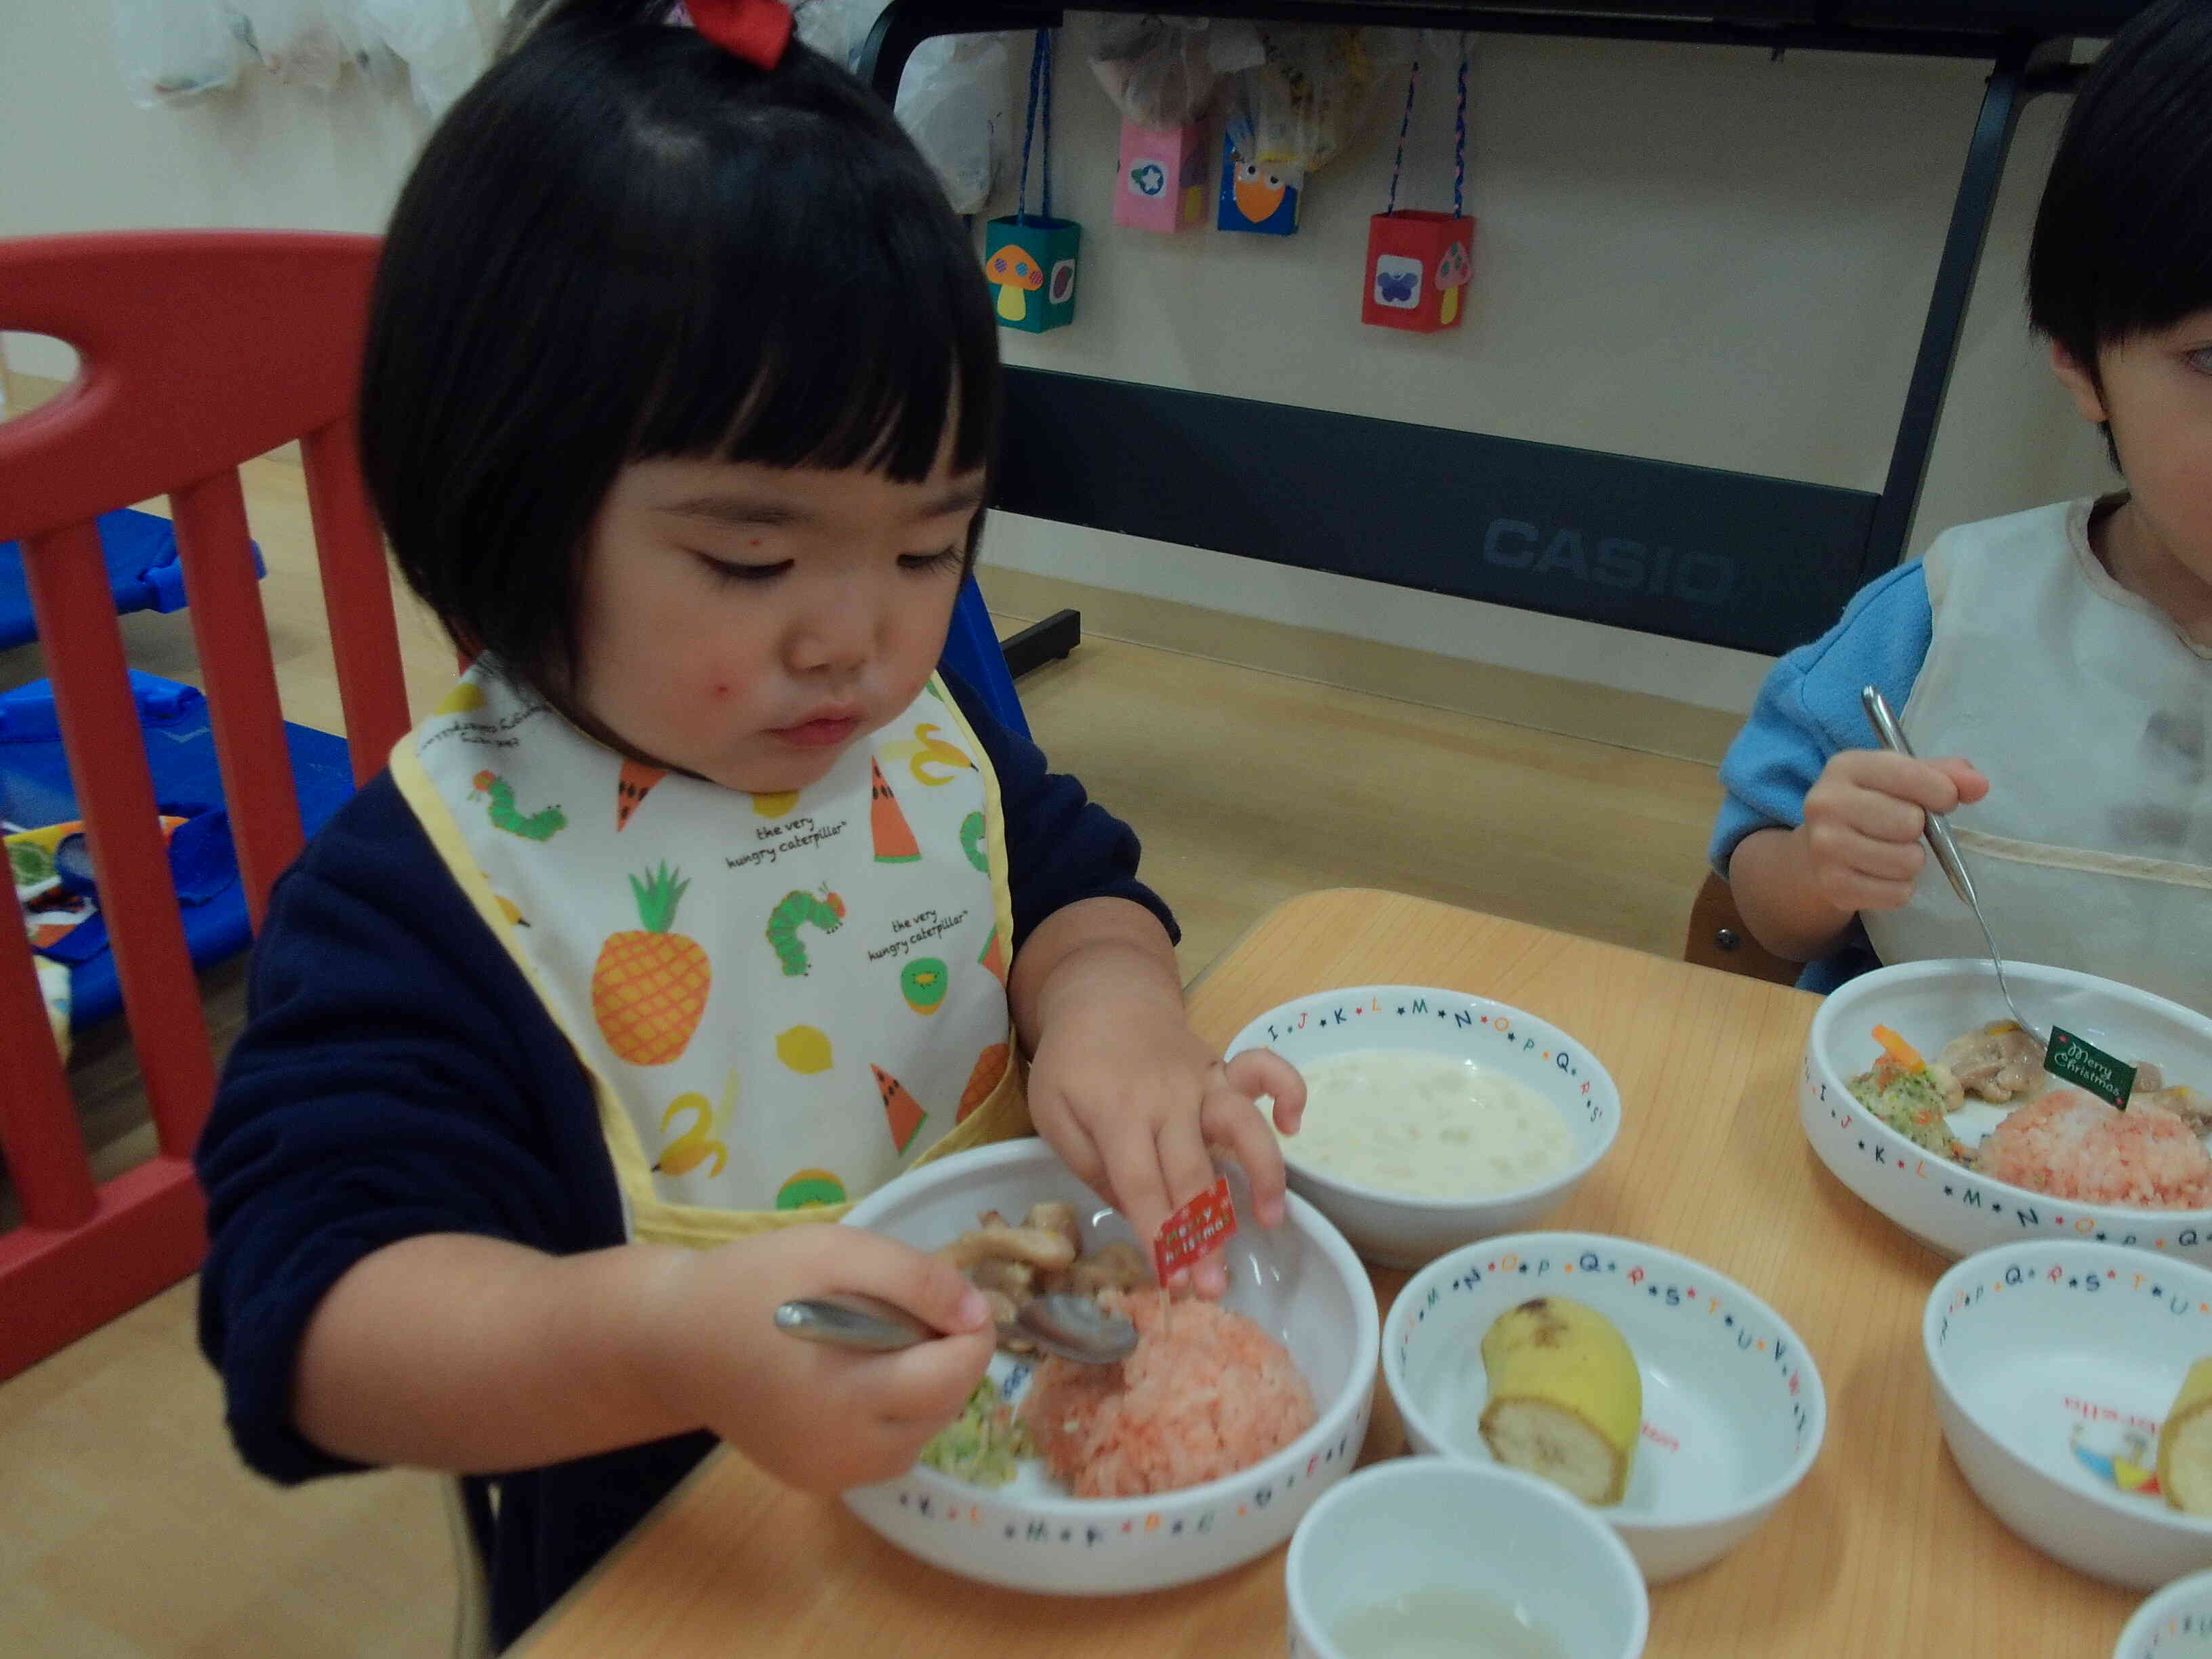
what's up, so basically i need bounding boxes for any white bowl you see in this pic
[2118,1570,2212,1658]
[1926,1242,2212,1590]
[1385,1231,1826,1583]
[1225,985,1622,1269]
[838,1139,1380,1595]
[1802,960,2212,1265]
[1284,1459,1648,1659]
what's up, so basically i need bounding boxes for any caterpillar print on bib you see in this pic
[766,886,846,977]
[471,771,567,842]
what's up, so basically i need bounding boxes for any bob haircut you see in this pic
[2028,0,2212,380]
[360,0,1001,696]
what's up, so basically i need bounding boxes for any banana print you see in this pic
[654,1073,737,1177]
[879,724,974,787]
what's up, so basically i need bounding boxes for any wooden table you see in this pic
[516,891,2139,1657]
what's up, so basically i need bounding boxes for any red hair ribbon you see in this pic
[688,0,792,69]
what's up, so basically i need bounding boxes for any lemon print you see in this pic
[776,1024,834,1075]
[434,681,485,715]
[752,790,801,819]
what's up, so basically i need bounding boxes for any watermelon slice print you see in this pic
[871,759,920,863]
[872,1064,928,1153]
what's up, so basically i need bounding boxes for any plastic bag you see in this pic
[348,0,487,115]
[1223,25,1401,176]
[896,33,1014,216]
[112,0,251,108]
[789,0,886,68]
[1084,15,1226,130]
[234,0,363,90]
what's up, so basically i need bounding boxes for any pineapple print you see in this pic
[592,863,712,1065]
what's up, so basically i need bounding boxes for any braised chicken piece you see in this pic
[1938,1023,2046,1103]
[940,1202,1147,1357]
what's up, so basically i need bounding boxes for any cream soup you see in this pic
[1283,1050,1575,1197]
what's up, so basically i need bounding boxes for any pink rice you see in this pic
[1018,1290,1316,1498]
[1978,1090,2212,1210]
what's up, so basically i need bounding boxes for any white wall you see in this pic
[1,9,2112,712]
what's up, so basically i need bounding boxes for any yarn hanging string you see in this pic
[1382,49,1419,216]
[1041,28,1055,221]
[1453,33,1470,220]
[1015,28,1048,224]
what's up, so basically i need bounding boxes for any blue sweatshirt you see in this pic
[1708,560,1933,993]
[195,669,1174,1649]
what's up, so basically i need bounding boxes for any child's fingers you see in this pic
[832,1229,992,1336]
[1827,830,1925,884]
[868,1326,996,1429]
[1097,1120,1175,1281]
[1225,1048,1307,1135]
[1202,1085,1290,1231]
[1931,756,1990,804]
[1155,1111,1228,1296]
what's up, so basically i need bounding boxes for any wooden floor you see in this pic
[0,447,1725,1656]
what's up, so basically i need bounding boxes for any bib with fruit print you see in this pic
[391,661,1028,1247]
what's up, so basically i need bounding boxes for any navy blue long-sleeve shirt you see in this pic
[196,670,1174,1648]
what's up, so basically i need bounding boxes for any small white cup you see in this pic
[1284,1458,1649,1659]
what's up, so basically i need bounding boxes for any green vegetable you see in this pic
[918,1378,1032,1488]
[1849,1065,1965,1160]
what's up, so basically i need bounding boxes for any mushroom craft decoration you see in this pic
[987,245,1044,321]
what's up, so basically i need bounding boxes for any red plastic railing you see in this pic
[0,231,409,1380]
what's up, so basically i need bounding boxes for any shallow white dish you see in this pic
[2118,1570,2212,1658]
[1226,985,1622,1269]
[839,1139,1380,1595]
[1284,1459,1648,1659]
[1802,960,2212,1266]
[1926,1242,2212,1591]
[1385,1231,1826,1584]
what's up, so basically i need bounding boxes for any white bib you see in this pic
[1862,500,2212,1015]
[391,662,1028,1245]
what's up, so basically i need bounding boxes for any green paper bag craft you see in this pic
[984,31,1078,335]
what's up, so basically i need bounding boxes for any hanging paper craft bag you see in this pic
[1115,119,1207,233]
[984,30,1080,332]
[1363,40,1476,333]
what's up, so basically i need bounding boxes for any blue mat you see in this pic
[0,508,264,650]
[2,670,352,1031]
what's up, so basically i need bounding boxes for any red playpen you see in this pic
[0,230,411,1379]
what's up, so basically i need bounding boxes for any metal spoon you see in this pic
[1861,685,2044,1043]
[774,1292,1139,1366]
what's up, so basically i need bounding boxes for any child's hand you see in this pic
[1799,747,1989,914]
[1026,989,1305,1300]
[643,1225,995,1494]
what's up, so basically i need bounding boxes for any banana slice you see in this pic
[2160,1358,2212,1514]
[1479,1296,1642,1507]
